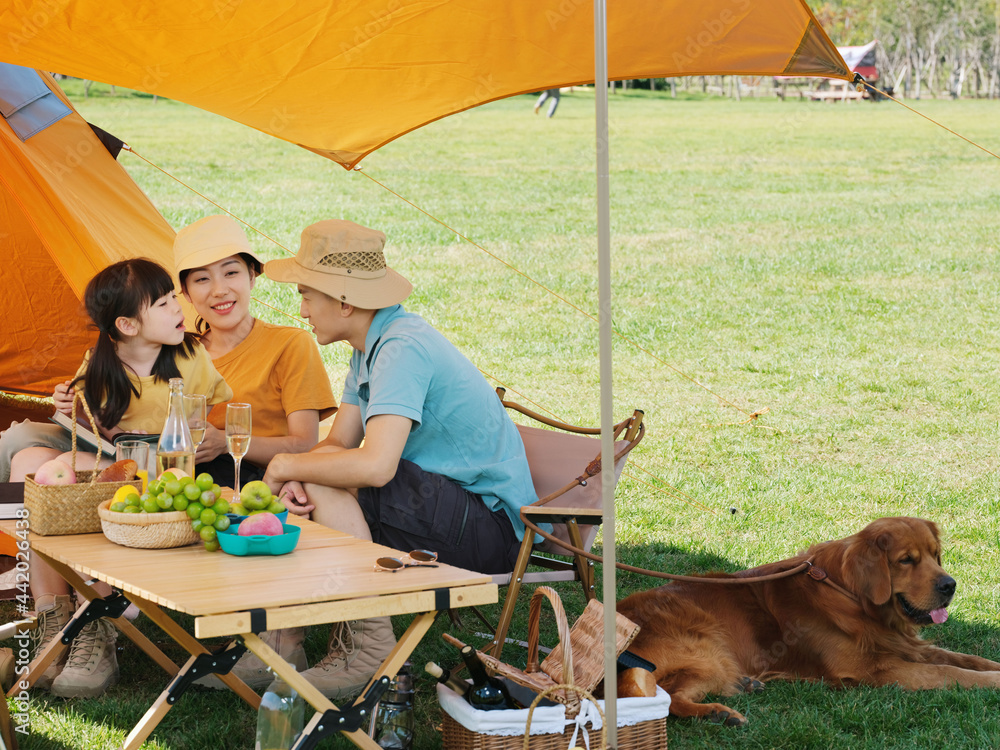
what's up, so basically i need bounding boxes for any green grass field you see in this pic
[7,80,1000,749]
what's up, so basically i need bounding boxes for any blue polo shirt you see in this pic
[342,305,540,540]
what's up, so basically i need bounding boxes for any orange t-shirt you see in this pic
[207,321,336,437]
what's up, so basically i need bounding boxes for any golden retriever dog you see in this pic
[617,516,1000,726]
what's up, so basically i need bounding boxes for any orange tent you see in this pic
[0,1,851,169]
[0,0,852,400]
[0,66,175,400]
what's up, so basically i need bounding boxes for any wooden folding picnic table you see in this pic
[0,512,496,749]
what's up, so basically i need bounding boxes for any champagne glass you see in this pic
[225,403,252,496]
[183,394,208,451]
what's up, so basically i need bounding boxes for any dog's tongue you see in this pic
[930,608,948,624]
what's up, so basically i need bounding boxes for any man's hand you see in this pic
[274,480,313,516]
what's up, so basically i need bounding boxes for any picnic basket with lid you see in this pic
[440,586,669,749]
[23,393,140,536]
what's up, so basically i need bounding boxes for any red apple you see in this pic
[34,459,76,486]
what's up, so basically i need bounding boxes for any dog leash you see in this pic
[802,561,859,603]
[522,516,859,596]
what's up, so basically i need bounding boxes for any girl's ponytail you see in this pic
[80,329,138,428]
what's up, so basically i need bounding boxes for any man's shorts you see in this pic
[357,459,520,575]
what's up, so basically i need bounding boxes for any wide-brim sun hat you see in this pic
[174,215,264,275]
[264,219,412,309]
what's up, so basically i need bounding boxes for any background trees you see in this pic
[811,0,999,98]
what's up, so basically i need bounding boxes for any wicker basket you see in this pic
[441,683,609,750]
[98,499,200,549]
[23,394,140,536]
[444,586,641,712]
[438,620,669,750]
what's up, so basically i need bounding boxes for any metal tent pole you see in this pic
[594,0,617,744]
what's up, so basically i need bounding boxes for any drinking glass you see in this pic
[183,394,208,450]
[225,403,252,496]
[115,440,150,493]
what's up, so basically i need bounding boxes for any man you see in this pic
[261,219,540,699]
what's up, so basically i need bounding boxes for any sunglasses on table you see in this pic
[373,549,439,572]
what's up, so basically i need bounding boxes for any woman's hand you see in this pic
[196,423,226,462]
[52,381,75,416]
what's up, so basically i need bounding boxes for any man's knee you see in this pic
[302,483,358,502]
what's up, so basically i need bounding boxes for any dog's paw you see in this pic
[707,708,748,727]
[736,676,766,693]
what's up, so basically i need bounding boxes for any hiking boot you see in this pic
[195,627,307,691]
[300,616,396,701]
[30,594,73,691]
[50,619,119,698]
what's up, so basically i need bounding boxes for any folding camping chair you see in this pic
[484,388,645,661]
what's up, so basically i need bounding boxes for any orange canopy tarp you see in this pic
[0,71,175,398]
[0,1,850,169]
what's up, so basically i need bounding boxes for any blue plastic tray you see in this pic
[226,509,288,525]
[217,522,300,556]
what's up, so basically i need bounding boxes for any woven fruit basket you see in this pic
[23,393,140,536]
[98,499,200,549]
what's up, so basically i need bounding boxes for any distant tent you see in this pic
[837,41,879,82]
[0,64,175,404]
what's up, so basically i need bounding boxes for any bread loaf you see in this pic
[95,459,138,483]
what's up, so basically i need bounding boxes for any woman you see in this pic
[174,215,337,489]
[174,215,338,691]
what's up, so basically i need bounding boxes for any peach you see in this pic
[237,512,283,537]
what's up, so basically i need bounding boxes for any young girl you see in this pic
[10,258,231,699]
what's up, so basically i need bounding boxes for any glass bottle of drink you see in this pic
[374,662,414,749]
[155,378,196,479]
[425,661,469,697]
[460,645,515,711]
[255,671,305,750]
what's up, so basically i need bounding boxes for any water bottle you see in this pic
[255,672,305,750]
[374,662,414,749]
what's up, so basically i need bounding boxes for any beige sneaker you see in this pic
[300,616,396,701]
[30,594,73,691]
[196,627,307,691]
[50,619,119,698]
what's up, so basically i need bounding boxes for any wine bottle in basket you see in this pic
[425,661,469,697]
[459,645,517,711]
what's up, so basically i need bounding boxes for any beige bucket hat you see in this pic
[174,215,264,274]
[264,220,412,309]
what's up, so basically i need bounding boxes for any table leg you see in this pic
[26,552,178,679]
[7,624,66,697]
[0,684,19,750]
[243,611,437,750]
[242,633,384,749]
[119,598,262,750]
[128,596,261,709]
